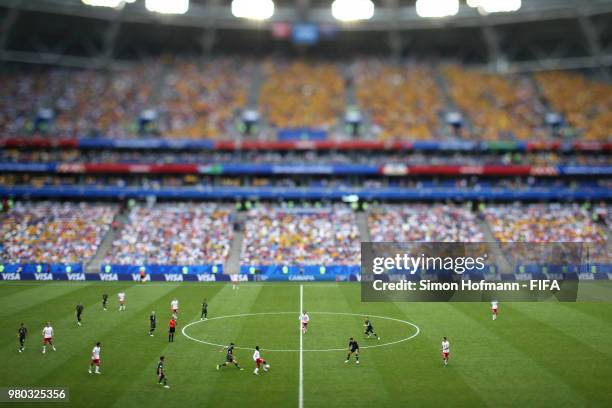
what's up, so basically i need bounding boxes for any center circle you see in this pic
[181,311,420,352]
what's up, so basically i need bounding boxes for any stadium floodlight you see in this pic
[145,0,189,15]
[331,0,374,22]
[231,0,275,21]
[466,0,521,14]
[81,0,134,7]
[415,0,459,18]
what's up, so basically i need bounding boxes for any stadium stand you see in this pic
[259,61,345,130]
[368,204,485,242]
[443,65,547,140]
[240,205,360,265]
[157,58,249,139]
[353,60,443,140]
[535,71,612,141]
[103,203,233,265]
[0,202,117,263]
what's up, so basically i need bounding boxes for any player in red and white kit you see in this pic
[170,299,179,319]
[42,322,55,353]
[230,274,240,290]
[299,311,309,335]
[118,291,126,311]
[252,346,270,375]
[441,337,450,367]
[89,342,101,374]
[491,300,499,321]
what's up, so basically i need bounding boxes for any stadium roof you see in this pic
[0,0,611,73]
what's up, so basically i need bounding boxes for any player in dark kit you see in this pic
[364,317,380,340]
[18,323,27,352]
[76,303,84,326]
[168,317,176,342]
[345,337,360,364]
[157,356,169,388]
[216,342,244,370]
[102,294,108,311]
[200,299,208,320]
[149,311,156,336]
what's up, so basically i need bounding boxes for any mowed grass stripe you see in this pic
[0,282,94,318]
[203,283,300,408]
[511,302,612,358]
[385,302,489,407]
[301,283,396,408]
[3,282,172,383]
[104,283,227,408]
[0,282,109,353]
[499,303,612,405]
[109,283,276,408]
[0,282,136,387]
[448,303,587,407]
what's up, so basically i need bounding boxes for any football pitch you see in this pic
[1,281,612,408]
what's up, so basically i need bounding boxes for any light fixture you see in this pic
[415,0,459,18]
[231,0,275,21]
[331,0,374,22]
[145,0,189,15]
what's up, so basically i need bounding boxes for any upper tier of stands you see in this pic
[1,59,609,141]
[535,71,612,141]
[157,59,249,139]
[259,61,345,130]
[354,61,443,140]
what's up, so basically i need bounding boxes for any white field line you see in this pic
[299,284,304,408]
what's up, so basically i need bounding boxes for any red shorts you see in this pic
[302,322,308,328]
[443,352,449,359]
[172,308,178,313]
[91,359,100,366]
[255,358,264,367]
[492,308,498,314]
[43,337,52,344]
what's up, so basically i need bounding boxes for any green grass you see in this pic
[1,281,612,408]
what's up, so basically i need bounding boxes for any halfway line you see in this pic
[299,284,304,408]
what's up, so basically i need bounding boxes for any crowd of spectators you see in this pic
[535,71,612,141]
[444,65,548,140]
[240,205,360,265]
[0,202,117,263]
[368,204,484,242]
[354,61,443,140]
[259,61,345,129]
[157,58,250,139]
[0,62,163,138]
[484,203,607,243]
[104,203,233,265]
[1,59,611,142]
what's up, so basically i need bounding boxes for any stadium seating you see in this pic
[104,203,233,265]
[259,61,345,130]
[354,61,443,140]
[157,59,249,139]
[484,203,607,243]
[535,71,612,140]
[240,205,360,265]
[368,204,484,242]
[0,202,117,263]
[443,65,547,140]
